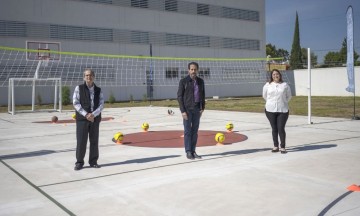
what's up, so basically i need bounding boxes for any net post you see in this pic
[59,78,62,113]
[307,48,312,124]
[11,79,15,115]
[32,79,36,111]
[8,79,11,114]
[54,80,58,110]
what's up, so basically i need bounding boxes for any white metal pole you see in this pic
[32,79,36,111]
[8,79,11,114]
[54,79,58,110]
[307,48,312,124]
[32,61,41,112]
[59,78,62,113]
[11,79,15,115]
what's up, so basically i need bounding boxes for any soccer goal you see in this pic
[8,75,62,115]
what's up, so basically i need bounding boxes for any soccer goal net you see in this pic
[8,76,62,115]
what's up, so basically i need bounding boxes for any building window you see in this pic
[0,20,27,37]
[80,0,113,4]
[165,67,179,78]
[131,0,148,8]
[198,68,210,79]
[131,31,149,44]
[166,33,210,47]
[223,38,259,50]
[222,7,259,21]
[50,25,113,41]
[165,0,177,12]
[197,4,209,15]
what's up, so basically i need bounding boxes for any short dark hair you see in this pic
[188,62,199,70]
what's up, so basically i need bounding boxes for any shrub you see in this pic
[108,92,116,104]
[62,86,71,105]
[36,94,42,105]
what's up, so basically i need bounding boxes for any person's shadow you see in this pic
[287,144,337,152]
[0,150,58,160]
[202,148,271,158]
[100,155,181,168]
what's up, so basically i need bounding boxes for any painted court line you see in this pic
[0,159,75,216]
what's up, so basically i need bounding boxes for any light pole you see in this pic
[267,55,271,72]
[266,55,271,81]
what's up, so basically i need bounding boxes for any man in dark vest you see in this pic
[73,69,104,171]
[177,62,205,160]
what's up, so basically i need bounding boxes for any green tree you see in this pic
[290,12,302,69]
[324,38,359,67]
[266,44,289,61]
[339,38,359,63]
[277,48,290,61]
[301,48,318,66]
[266,43,277,58]
[324,52,342,66]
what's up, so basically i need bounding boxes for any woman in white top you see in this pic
[262,69,292,154]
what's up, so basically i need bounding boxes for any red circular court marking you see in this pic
[33,117,114,124]
[119,130,247,148]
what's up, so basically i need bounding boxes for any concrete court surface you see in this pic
[0,106,359,216]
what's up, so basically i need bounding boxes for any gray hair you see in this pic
[83,69,95,77]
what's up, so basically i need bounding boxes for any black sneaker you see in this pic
[192,152,202,159]
[186,152,195,160]
[271,147,279,153]
[280,148,287,154]
[74,164,83,171]
[90,164,101,168]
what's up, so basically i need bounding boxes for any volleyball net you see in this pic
[0,46,285,88]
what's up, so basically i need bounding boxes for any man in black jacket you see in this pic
[73,69,104,170]
[177,62,205,160]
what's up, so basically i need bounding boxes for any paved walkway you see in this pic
[0,107,359,216]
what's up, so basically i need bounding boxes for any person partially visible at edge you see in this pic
[73,69,104,170]
[262,69,292,154]
[177,62,205,160]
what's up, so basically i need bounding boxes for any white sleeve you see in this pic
[262,83,269,100]
[73,86,88,117]
[286,83,292,102]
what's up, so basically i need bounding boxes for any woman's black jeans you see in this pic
[265,110,289,148]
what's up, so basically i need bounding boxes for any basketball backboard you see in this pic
[26,41,61,61]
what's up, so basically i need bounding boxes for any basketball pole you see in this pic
[32,60,41,111]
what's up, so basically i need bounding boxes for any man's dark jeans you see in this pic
[183,106,201,153]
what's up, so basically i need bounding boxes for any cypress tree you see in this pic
[290,12,302,69]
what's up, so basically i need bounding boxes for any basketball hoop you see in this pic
[38,48,50,67]
[40,56,50,67]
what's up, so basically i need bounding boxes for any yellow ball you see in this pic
[72,113,76,120]
[141,122,149,130]
[226,122,234,131]
[113,132,124,141]
[215,133,225,143]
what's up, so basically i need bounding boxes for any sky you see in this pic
[266,0,360,63]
